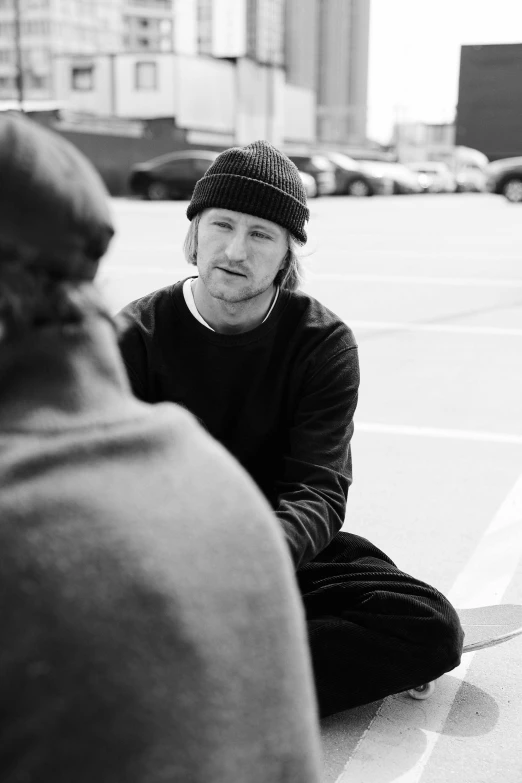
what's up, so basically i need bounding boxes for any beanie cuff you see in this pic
[187,173,309,244]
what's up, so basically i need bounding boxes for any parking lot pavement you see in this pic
[105,194,522,783]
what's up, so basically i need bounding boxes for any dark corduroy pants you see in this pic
[298,532,464,718]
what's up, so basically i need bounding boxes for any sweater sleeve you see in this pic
[116,308,150,402]
[275,345,359,570]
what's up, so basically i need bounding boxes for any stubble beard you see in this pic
[203,266,275,305]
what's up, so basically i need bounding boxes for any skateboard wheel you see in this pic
[407,681,436,700]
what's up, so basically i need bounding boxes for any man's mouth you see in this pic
[217,267,245,277]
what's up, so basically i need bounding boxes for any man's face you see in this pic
[196,208,288,304]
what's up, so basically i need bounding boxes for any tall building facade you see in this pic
[284,0,318,93]
[285,0,371,145]
[0,0,176,103]
[123,0,175,52]
[0,0,122,100]
[193,0,283,64]
[317,0,370,144]
[247,0,284,65]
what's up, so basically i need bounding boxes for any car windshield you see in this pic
[311,155,334,170]
[139,150,217,169]
[358,161,385,176]
[488,157,522,170]
[328,152,359,170]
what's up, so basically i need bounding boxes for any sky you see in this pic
[367,0,522,143]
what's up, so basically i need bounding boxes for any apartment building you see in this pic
[123,0,174,52]
[0,0,122,100]
[171,0,289,144]
[53,0,311,147]
[0,0,174,102]
[193,0,283,64]
[247,0,284,65]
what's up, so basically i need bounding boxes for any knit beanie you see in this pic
[187,140,309,244]
[0,113,114,280]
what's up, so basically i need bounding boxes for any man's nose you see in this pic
[224,230,248,262]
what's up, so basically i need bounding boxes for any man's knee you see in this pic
[415,593,464,678]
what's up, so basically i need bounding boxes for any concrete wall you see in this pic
[212,0,248,57]
[283,83,316,143]
[54,52,237,134]
[52,50,291,151]
[173,0,198,55]
[53,55,114,116]
[115,53,177,119]
[235,57,285,146]
[175,54,235,134]
[30,112,189,195]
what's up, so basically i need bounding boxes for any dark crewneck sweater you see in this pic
[118,278,359,568]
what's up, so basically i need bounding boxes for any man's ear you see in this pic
[280,246,291,271]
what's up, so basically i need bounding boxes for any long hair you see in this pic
[183,213,305,292]
[0,251,113,343]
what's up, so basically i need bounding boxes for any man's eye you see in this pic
[213,222,232,229]
[252,231,271,240]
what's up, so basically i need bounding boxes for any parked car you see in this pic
[321,151,393,196]
[129,150,219,200]
[406,161,457,193]
[357,161,423,194]
[454,162,487,193]
[451,146,488,192]
[296,170,318,198]
[341,147,397,163]
[285,152,337,195]
[485,157,522,203]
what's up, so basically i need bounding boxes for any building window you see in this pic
[135,60,157,90]
[71,64,94,91]
[28,72,47,89]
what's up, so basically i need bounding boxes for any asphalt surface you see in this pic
[102,192,522,783]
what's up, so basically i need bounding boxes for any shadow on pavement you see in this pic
[319,676,499,782]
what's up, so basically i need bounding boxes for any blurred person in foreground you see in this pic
[0,114,322,783]
[118,140,464,717]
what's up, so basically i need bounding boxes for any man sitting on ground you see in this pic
[118,139,464,717]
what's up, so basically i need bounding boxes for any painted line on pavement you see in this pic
[335,471,522,783]
[306,250,522,260]
[356,422,522,446]
[307,272,522,288]
[349,319,522,337]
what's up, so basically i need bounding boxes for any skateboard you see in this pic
[407,604,522,700]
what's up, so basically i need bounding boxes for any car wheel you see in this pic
[147,181,170,200]
[502,178,522,203]
[347,178,371,197]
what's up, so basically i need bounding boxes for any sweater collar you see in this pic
[172,278,291,346]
